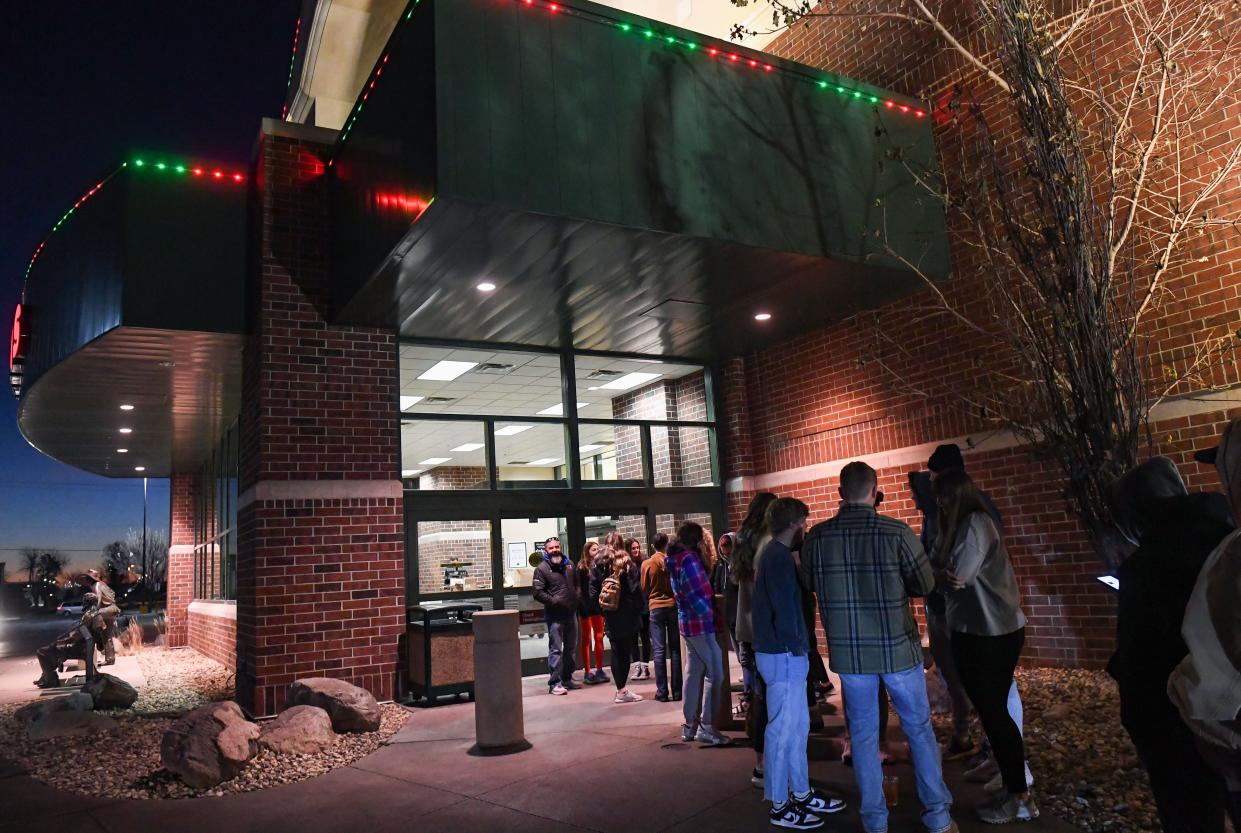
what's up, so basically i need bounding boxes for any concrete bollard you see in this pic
[471,610,529,754]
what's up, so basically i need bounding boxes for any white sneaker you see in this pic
[977,792,1039,824]
[983,763,1035,795]
[550,684,567,696]
[614,689,643,703]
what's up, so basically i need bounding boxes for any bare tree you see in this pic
[123,527,170,590]
[20,547,39,583]
[728,0,1241,566]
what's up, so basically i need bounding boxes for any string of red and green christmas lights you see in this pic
[329,0,927,166]
[21,156,246,291]
[281,17,303,120]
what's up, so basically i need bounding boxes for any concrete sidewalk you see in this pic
[0,653,145,706]
[0,669,1080,833]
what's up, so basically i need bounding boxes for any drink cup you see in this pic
[883,774,899,807]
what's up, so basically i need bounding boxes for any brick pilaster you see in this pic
[165,473,196,648]
[236,121,404,716]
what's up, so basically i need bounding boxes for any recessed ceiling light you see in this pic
[134,466,146,472]
[119,428,133,434]
[419,457,452,465]
[417,360,478,381]
[117,448,129,453]
[401,469,423,477]
[119,404,134,411]
[477,282,496,292]
[580,444,604,452]
[536,402,588,416]
[601,372,662,391]
[399,395,424,410]
[527,458,560,466]
[754,312,772,321]
[495,424,533,436]
[451,443,484,452]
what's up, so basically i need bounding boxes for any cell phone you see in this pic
[1096,575,1119,591]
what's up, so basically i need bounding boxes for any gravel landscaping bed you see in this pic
[0,648,409,800]
[935,667,1161,832]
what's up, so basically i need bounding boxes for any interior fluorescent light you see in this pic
[495,424,533,436]
[601,372,662,391]
[399,395,424,410]
[419,457,452,465]
[417,360,477,381]
[579,444,604,452]
[527,458,560,466]
[536,402,588,416]
[401,469,422,477]
[451,443,484,452]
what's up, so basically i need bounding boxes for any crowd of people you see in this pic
[530,422,1241,833]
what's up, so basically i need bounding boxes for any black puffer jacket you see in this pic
[577,558,603,617]
[533,556,578,618]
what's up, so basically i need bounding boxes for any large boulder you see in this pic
[161,701,260,789]
[25,710,118,741]
[14,692,93,725]
[286,678,381,733]
[259,705,336,755]
[83,673,138,710]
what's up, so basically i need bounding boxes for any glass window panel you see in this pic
[399,344,564,418]
[416,519,493,595]
[578,422,644,485]
[574,355,709,422]
[494,421,567,487]
[651,425,716,487]
[655,512,716,551]
[584,513,648,558]
[500,516,567,590]
[402,420,488,490]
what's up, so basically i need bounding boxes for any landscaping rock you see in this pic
[160,701,259,788]
[259,705,335,755]
[286,678,381,733]
[84,673,138,710]
[14,692,93,724]
[25,710,118,741]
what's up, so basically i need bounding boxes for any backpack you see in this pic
[598,572,622,612]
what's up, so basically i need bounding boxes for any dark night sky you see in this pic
[0,2,300,570]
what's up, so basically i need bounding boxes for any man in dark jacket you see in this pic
[532,537,579,695]
[1106,456,1232,833]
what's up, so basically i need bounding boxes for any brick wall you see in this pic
[236,121,404,716]
[719,4,1241,669]
[188,602,237,669]
[415,518,492,594]
[418,466,487,491]
[166,473,195,648]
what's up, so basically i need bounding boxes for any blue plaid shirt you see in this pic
[800,503,934,675]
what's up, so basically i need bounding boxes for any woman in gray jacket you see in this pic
[935,469,1035,825]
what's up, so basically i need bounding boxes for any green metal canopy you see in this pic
[329,0,949,358]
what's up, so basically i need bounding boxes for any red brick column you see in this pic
[719,357,756,527]
[236,119,405,717]
[165,473,196,648]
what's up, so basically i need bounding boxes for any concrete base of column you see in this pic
[471,610,529,754]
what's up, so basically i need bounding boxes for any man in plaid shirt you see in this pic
[801,461,957,833]
[668,521,731,747]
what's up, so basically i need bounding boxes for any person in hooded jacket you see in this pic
[1169,420,1241,829]
[532,537,579,695]
[591,543,645,703]
[1106,456,1231,833]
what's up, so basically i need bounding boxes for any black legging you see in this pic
[953,628,1026,795]
[633,613,652,662]
[608,616,639,690]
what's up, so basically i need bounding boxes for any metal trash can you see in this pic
[407,603,482,706]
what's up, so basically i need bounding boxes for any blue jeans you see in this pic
[756,651,810,804]
[840,665,953,833]
[546,614,578,687]
[649,606,682,698]
[683,633,723,731]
